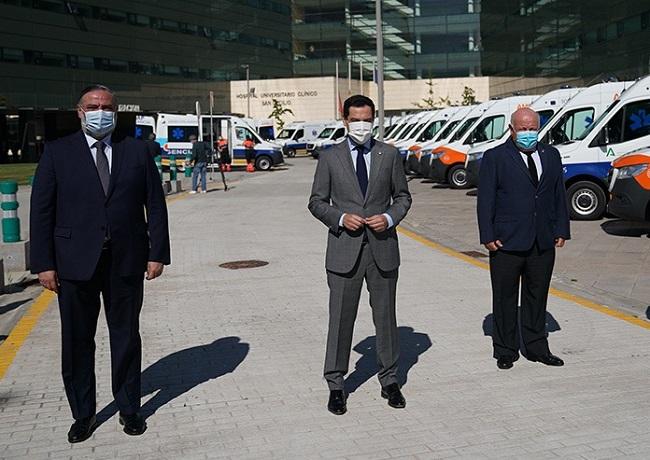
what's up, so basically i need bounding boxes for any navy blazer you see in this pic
[477,138,571,251]
[30,131,171,280]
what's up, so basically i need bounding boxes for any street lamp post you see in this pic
[375,0,385,141]
[241,64,250,118]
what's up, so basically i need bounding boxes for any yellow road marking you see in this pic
[398,226,650,330]
[0,290,56,379]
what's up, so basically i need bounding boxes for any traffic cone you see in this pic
[246,163,255,173]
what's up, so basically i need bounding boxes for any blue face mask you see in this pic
[515,130,538,151]
[82,110,116,138]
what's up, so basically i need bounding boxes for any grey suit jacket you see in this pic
[308,139,412,274]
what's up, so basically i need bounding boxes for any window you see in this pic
[77,55,94,69]
[318,128,334,139]
[437,120,460,141]
[451,117,478,142]
[544,108,595,144]
[236,127,256,141]
[277,129,295,140]
[333,128,345,139]
[418,120,446,142]
[105,9,127,23]
[33,0,65,13]
[160,19,180,32]
[622,100,650,142]
[1,48,23,63]
[294,129,304,140]
[105,59,128,72]
[537,109,554,129]
[128,13,149,27]
[135,124,154,140]
[596,108,624,145]
[167,126,198,142]
[465,115,505,144]
[40,52,66,67]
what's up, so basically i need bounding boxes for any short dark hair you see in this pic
[343,95,375,119]
[78,84,116,105]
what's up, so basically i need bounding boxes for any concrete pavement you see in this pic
[0,158,649,459]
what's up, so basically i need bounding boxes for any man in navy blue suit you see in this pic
[30,85,170,442]
[477,107,570,370]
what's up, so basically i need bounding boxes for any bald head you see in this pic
[510,107,540,151]
[510,107,539,130]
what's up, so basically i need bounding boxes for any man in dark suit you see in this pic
[308,95,412,415]
[477,107,570,370]
[30,85,170,442]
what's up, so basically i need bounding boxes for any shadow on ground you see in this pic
[97,336,249,425]
[601,219,650,238]
[344,326,432,393]
[0,299,31,315]
[482,311,561,337]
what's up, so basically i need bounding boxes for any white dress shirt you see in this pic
[519,150,542,180]
[338,137,394,229]
[84,132,113,173]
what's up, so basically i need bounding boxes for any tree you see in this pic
[413,79,438,109]
[461,86,477,106]
[414,79,453,109]
[268,99,294,131]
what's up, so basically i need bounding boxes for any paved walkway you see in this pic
[1,159,649,459]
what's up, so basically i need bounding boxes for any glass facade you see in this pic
[480,0,650,80]
[0,0,292,110]
[292,0,482,80]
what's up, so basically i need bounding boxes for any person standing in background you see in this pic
[244,136,256,173]
[190,134,209,194]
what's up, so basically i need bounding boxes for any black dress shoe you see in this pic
[531,353,564,367]
[327,390,347,415]
[381,383,406,409]
[119,412,147,436]
[67,415,97,443]
[497,358,514,369]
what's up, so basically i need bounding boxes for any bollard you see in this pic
[0,181,21,243]
[184,153,193,177]
[169,155,178,181]
[154,155,163,179]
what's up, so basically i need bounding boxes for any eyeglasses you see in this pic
[80,104,115,112]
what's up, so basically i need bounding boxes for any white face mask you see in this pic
[348,121,373,145]
[81,109,116,139]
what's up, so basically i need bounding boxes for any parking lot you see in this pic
[401,174,650,320]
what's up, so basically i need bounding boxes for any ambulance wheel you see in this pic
[448,164,470,189]
[256,156,272,171]
[285,148,296,158]
[567,181,606,220]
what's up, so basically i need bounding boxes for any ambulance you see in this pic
[307,122,347,159]
[428,96,538,188]
[156,113,284,171]
[465,82,633,190]
[554,75,650,219]
[608,148,650,221]
[275,121,332,157]
[387,111,434,146]
[412,106,480,176]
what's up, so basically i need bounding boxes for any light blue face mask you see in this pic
[515,130,538,151]
[82,110,116,138]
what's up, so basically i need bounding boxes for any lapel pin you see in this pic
[378,151,383,155]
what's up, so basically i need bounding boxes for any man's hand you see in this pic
[342,213,365,231]
[484,240,503,252]
[555,238,566,248]
[146,262,164,280]
[365,214,388,233]
[38,270,59,293]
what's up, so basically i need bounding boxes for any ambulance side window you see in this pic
[544,108,594,145]
[236,127,256,141]
[294,129,304,140]
[622,100,650,142]
[333,128,345,139]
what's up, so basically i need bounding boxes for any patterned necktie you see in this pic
[523,151,539,187]
[355,144,368,196]
[94,141,110,195]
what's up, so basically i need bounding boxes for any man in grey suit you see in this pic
[308,95,412,415]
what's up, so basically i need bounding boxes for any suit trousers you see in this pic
[324,243,399,391]
[58,245,144,420]
[489,242,555,360]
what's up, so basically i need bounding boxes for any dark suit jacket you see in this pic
[477,138,571,251]
[30,131,171,281]
[308,139,412,273]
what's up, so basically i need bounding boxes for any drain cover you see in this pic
[219,260,269,270]
[460,250,489,258]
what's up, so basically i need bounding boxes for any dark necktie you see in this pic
[355,144,368,197]
[523,151,539,187]
[94,141,110,195]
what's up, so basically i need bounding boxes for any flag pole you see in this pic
[376,0,385,141]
